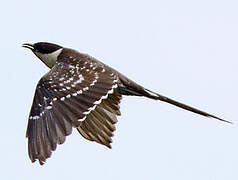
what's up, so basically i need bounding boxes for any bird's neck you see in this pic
[34,48,63,68]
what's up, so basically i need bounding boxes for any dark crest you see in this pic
[33,42,62,54]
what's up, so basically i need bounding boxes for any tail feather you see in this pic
[117,73,231,123]
[143,89,231,124]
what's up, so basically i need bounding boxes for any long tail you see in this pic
[118,74,231,124]
[143,89,231,123]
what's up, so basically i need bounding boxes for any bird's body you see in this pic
[23,42,230,165]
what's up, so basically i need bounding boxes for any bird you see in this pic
[22,42,230,165]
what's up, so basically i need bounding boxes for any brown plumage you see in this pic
[23,42,230,165]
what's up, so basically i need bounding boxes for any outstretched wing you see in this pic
[26,55,119,164]
[77,90,122,148]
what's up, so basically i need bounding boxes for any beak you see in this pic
[22,43,34,50]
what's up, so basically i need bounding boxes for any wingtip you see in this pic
[39,160,45,165]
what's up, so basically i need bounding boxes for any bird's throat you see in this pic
[34,48,63,68]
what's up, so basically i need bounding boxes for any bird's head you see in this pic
[22,42,63,68]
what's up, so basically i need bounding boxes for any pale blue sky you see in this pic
[1,0,238,179]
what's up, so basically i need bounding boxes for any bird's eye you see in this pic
[34,44,47,53]
[33,48,39,52]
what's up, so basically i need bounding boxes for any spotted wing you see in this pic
[26,60,119,165]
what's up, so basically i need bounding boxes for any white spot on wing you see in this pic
[72,92,77,96]
[46,106,52,110]
[30,115,40,120]
[79,83,118,122]
[83,104,97,115]
[79,74,84,79]
[69,65,75,69]
[83,87,89,91]
[90,79,97,86]
[59,77,64,81]
[77,90,82,94]
[78,116,87,122]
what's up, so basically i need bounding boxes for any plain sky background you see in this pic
[1,0,238,179]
